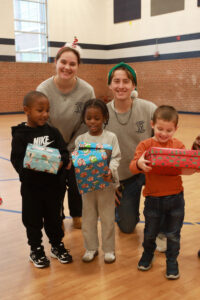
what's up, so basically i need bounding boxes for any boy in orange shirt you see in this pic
[129,105,185,280]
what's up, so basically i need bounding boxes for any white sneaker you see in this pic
[82,250,98,262]
[104,252,116,264]
[156,234,167,252]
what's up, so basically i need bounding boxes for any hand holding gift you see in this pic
[137,151,152,173]
[103,168,113,182]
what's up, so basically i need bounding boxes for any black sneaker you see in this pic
[51,242,73,264]
[165,260,180,280]
[138,252,154,271]
[29,246,50,268]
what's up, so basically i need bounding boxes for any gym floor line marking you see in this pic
[0,209,72,219]
[0,209,199,225]
[0,178,19,182]
[0,156,10,162]
[0,178,19,181]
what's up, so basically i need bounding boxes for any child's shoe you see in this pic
[51,242,72,263]
[82,250,98,262]
[138,252,154,271]
[165,260,180,280]
[29,246,50,268]
[104,252,116,264]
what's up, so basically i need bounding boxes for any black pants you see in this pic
[66,165,82,217]
[21,182,64,249]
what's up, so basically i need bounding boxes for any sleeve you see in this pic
[53,128,70,167]
[149,103,157,137]
[74,135,83,151]
[129,141,147,175]
[109,134,121,187]
[90,87,95,98]
[36,82,48,95]
[10,135,26,177]
[176,140,185,150]
[150,102,157,119]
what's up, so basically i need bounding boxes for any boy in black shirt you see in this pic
[10,91,72,268]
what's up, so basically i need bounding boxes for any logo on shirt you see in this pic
[74,102,84,114]
[136,121,145,133]
[33,136,54,147]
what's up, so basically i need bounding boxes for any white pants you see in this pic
[82,188,115,253]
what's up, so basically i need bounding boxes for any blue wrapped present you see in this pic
[72,142,112,194]
[23,143,61,174]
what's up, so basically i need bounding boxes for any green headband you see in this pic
[108,62,137,86]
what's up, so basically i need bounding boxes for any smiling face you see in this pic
[109,69,135,102]
[152,119,177,144]
[24,96,49,128]
[84,107,105,136]
[55,50,79,81]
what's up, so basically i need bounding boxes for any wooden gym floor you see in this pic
[0,113,200,300]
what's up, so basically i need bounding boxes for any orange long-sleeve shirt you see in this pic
[129,137,185,197]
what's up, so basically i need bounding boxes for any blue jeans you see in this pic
[143,192,185,261]
[116,174,145,233]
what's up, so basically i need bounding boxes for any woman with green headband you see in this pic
[106,62,157,234]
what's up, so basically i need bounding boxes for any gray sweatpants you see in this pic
[82,187,116,253]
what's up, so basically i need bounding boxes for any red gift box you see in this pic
[145,147,200,175]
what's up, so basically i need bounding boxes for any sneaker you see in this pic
[73,217,82,229]
[51,242,73,264]
[138,252,154,271]
[156,234,167,253]
[82,250,98,262]
[104,252,116,264]
[29,246,50,268]
[166,260,180,280]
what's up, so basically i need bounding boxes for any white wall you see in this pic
[105,0,200,44]
[0,0,199,60]
[48,0,107,44]
[48,0,200,45]
[0,0,199,44]
[0,0,15,38]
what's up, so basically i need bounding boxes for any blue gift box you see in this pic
[23,143,61,174]
[72,142,112,194]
